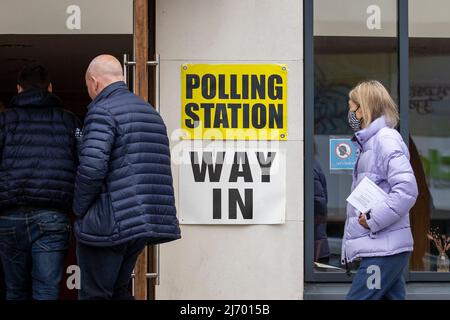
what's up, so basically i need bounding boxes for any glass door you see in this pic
[0,0,159,299]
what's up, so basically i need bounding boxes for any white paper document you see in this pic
[314,262,346,271]
[346,176,388,214]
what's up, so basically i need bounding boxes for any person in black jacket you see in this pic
[73,55,180,300]
[0,64,81,300]
[314,159,330,263]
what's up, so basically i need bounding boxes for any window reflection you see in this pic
[311,0,450,277]
[410,37,450,272]
[313,36,398,271]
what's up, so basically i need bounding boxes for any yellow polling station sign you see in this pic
[181,64,288,140]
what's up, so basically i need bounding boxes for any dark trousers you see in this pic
[346,252,410,300]
[76,238,148,300]
[0,209,70,300]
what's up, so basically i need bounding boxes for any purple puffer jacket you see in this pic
[341,116,418,264]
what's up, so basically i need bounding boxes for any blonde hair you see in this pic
[348,80,399,129]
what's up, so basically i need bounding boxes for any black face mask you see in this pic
[348,107,362,132]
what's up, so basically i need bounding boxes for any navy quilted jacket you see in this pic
[0,88,80,213]
[313,160,330,260]
[73,81,180,246]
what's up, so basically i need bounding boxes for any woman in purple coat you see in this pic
[342,80,418,300]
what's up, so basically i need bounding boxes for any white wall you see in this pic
[155,0,304,299]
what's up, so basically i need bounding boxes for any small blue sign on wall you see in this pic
[329,138,358,170]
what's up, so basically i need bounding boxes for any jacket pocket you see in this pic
[37,221,70,251]
[0,227,20,262]
[346,217,370,240]
[81,193,116,236]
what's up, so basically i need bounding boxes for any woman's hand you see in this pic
[358,213,370,229]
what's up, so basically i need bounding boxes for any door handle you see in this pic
[130,245,160,285]
[122,53,136,88]
[122,53,160,114]
[147,53,160,113]
[145,54,161,285]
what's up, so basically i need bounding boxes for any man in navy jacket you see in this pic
[0,64,81,299]
[73,55,180,300]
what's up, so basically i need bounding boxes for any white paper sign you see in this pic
[179,144,286,224]
[346,176,388,213]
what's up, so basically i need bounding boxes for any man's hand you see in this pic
[358,213,370,229]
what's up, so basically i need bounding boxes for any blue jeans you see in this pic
[76,238,148,300]
[0,209,70,300]
[346,252,410,300]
